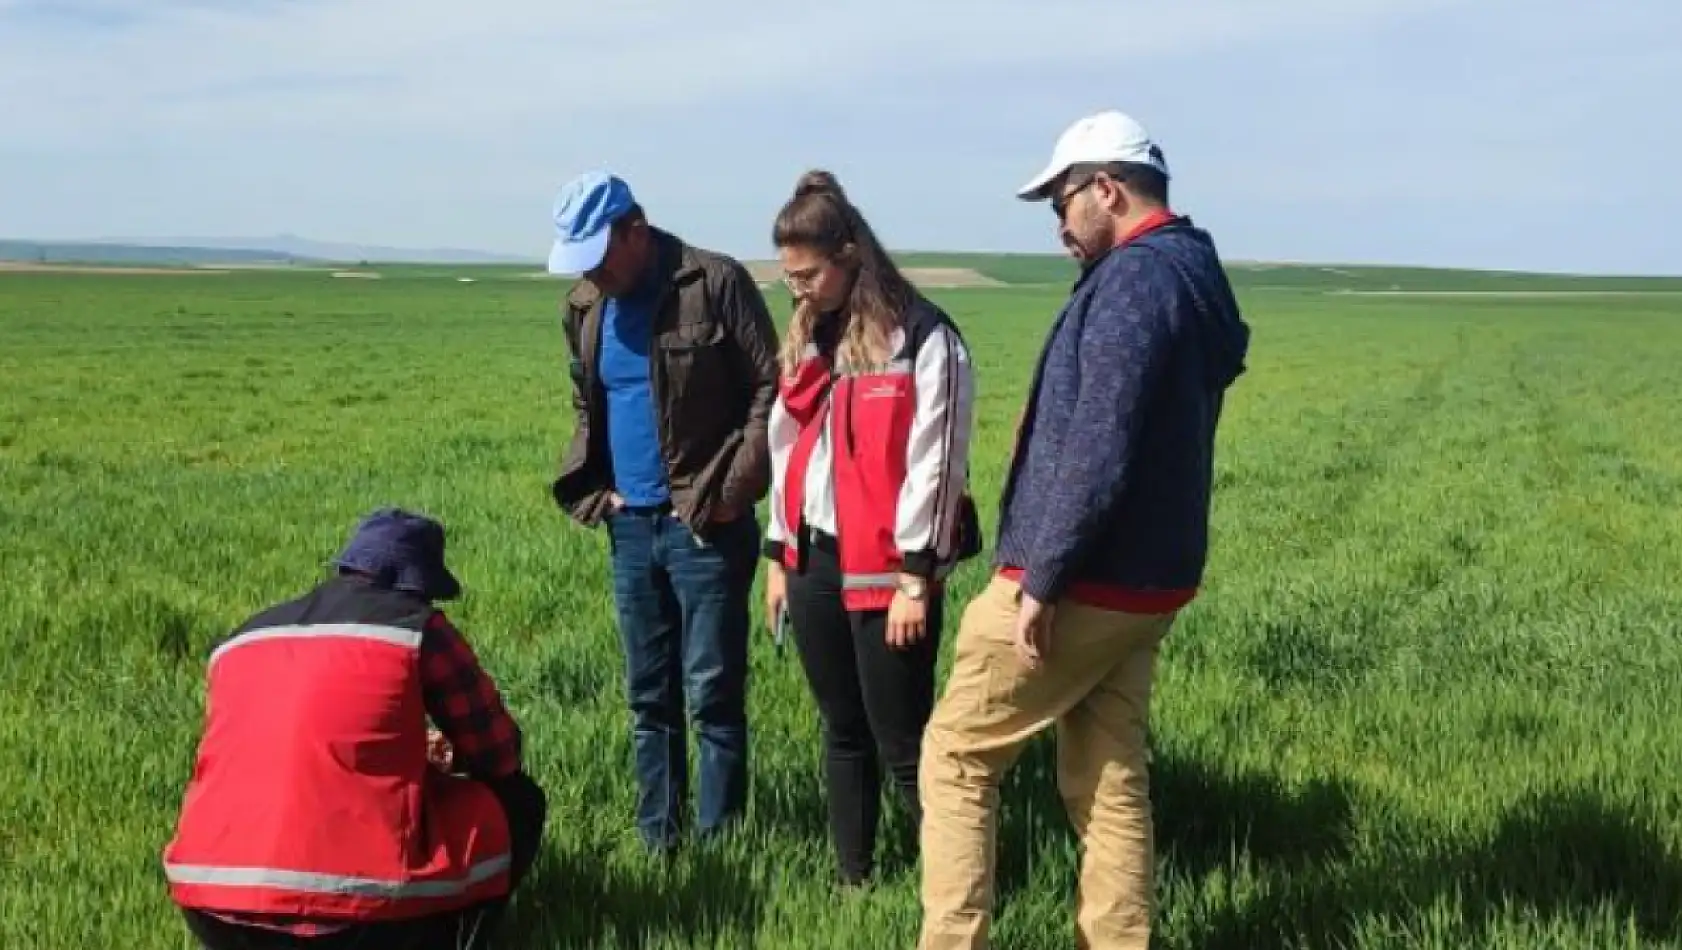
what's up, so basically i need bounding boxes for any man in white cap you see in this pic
[916,111,1251,949]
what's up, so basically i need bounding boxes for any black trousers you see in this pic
[786,532,944,883]
[183,770,547,950]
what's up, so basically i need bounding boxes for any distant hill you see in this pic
[0,239,311,267]
[6,237,1679,292]
[893,251,1077,286]
[0,235,534,266]
[881,252,1682,293]
[120,234,535,265]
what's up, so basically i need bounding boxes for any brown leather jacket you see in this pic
[551,228,780,533]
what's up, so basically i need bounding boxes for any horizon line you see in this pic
[4,235,1681,280]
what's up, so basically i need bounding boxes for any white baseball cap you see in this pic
[1016,110,1170,201]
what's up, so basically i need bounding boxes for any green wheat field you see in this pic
[4,258,1682,949]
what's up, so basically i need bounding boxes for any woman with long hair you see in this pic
[761,170,979,887]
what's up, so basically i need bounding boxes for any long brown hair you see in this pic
[771,170,918,376]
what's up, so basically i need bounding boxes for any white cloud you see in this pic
[2,0,1453,144]
[6,0,1678,274]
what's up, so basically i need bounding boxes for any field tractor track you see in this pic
[1315,349,1456,524]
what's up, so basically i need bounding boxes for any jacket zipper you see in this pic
[844,376,856,456]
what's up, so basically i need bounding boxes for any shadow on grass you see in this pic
[497,755,1682,948]
[1178,786,1682,949]
[1461,788,1682,939]
[993,735,1068,902]
[974,738,1682,949]
[500,837,763,949]
[991,739,1356,914]
[746,741,927,886]
[1153,750,1356,877]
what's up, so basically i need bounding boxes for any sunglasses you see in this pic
[1050,176,1098,221]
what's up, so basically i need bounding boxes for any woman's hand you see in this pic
[765,561,788,636]
[886,576,929,650]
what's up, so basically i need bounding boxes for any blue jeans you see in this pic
[606,507,758,850]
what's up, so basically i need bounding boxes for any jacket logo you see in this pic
[861,384,899,399]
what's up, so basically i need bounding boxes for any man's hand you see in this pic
[886,577,929,650]
[426,728,454,773]
[1014,591,1056,669]
[608,492,625,511]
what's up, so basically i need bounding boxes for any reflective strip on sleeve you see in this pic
[842,564,956,591]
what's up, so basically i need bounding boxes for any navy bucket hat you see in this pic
[332,507,462,602]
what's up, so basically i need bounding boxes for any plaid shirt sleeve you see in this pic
[420,612,523,780]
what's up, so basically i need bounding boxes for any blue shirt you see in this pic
[599,273,670,507]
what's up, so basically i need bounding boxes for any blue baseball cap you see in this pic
[547,171,636,276]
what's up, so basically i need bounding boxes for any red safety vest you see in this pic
[780,300,971,611]
[160,583,511,922]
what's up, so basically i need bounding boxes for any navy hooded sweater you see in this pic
[994,216,1250,605]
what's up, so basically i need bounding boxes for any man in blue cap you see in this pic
[546,171,779,853]
[162,507,547,949]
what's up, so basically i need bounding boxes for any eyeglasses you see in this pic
[781,265,823,292]
[1051,176,1097,221]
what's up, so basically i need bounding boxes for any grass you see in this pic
[3,265,1682,948]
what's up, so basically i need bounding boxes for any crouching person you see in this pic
[160,507,547,950]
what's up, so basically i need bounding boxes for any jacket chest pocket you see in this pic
[657,277,725,355]
[660,318,727,377]
[662,315,724,350]
[659,318,733,429]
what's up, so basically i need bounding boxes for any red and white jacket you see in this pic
[764,297,977,611]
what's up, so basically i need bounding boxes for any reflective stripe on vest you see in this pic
[162,854,511,900]
[163,587,514,921]
[209,623,424,668]
[843,572,899,590]
[842,563,955,591]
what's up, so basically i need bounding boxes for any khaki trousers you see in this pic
[917,576,1175,950]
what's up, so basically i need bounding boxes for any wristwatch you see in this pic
[897,575,929,601]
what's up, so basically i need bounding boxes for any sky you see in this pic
[2,0,1678,274]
